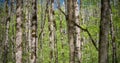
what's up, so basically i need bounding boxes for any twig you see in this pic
[57,7,66,16]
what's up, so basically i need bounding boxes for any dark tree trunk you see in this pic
[99,0,110,63]
[66,0,75,63]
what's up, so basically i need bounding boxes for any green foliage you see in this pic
[0,0,120,63]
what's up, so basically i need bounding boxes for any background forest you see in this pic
[0,0,120,63]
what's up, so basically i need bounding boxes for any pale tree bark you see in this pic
[66,0,75,63]
[3,0,10,63]
[48,0,57,63]
[30,0,37,63]
[99,0,110,63]
[73,0,81,63]
[27,0,32,62]
[79,0,84,54]
[25,0,31,63]
[16,0,23,63]
[28,9,31,63]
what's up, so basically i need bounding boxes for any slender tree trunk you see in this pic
[27,0,31,62]
[11,0,16,62]
[28,9,31,63]
[48,0,57,63]
[110,14,117,63]
[16,0,23,63]
[25,0,31,63]
[3,0,10,63]
[73,0,81,63]
[66,0,75,63]
[30,0,37,63]
[39,0,44,62]
[109,4,118,63]
[99,0,110,63]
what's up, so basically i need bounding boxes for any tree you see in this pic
[30,0,37,63]
[73,0,81,63]
[109,2,118,63]
[10,0,16,62]
[66,0,75,63]
[99,0,110,63]
[16,0,23,63]
[1,0,120,63]
[3,0,10,63]
[48,0,58,63]
[25,0,31,63]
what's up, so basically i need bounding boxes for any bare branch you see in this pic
[57,7,66,16]
[56,0,98,51]
[72,21,98,51]
[86,29,98,51]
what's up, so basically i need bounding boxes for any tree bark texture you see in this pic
[99,0,110,63]
[16,0,23,63]
[30,0,37,63]
[73,0,81,63]
[67,0,75,63]
[48,0,57,63]
[3,0,10,63]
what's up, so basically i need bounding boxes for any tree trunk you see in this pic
[109,3,118,63]
[31,0,37,63]
[16,0,23,63]
[73,0,81,63]
[39,0,44,62]
[27,0,31,62]
[48,0,57,63]
[66,0,75,63]
[25,0,31,63]
[3,0,10,63]
[11,0,16,62]
[99,0,110,63]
